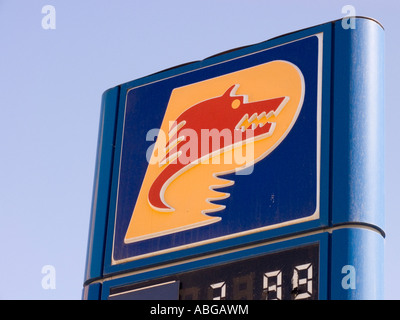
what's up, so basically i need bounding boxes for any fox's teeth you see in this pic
[236,110,276,131]
[248,113,258,123]
[258,111,267,119]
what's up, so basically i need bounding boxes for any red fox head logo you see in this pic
[148,84,289,211]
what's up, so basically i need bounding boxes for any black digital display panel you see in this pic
[109,243,319,300]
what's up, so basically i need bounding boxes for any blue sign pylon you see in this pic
[83,17,385,300]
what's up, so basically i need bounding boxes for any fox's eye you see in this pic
[231,99,240,109]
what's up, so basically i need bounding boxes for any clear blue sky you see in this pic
[0,0,398,299]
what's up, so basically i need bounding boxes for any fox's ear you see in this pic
[223,84,239,97]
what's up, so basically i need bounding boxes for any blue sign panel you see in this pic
[108,26,330,268]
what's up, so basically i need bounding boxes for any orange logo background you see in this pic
[124,60,305,243]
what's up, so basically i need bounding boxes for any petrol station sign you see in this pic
[84,18,385,300]
[112,31,322,264]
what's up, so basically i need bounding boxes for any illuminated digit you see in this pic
[263,270,282,300]
[292,263,313,299]
[210,281,226,300]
